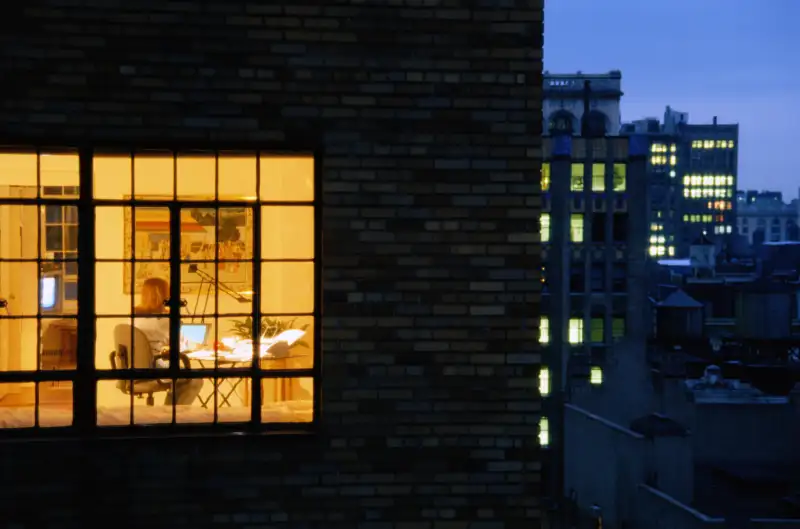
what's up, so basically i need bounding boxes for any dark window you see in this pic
[590,264,604,292]
[612,213,628,242]
[612,264,627,292]
[591,213,606,243]
[570,265,585,292]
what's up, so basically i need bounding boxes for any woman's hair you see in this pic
[135,277,169,315]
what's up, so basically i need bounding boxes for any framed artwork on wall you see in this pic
[123,201,253,294]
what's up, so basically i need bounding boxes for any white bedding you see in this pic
[0,400,313,428]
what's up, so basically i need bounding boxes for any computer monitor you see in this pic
[180,323,210,347]
[40,274,61,313]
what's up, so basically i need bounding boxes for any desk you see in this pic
[183,349,312,405]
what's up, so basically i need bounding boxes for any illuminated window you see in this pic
[539,416,550,447]
[612,164,626,191]
[539,316,550,344]
[0,149,319,432]
[570,214,584,243]
[590,367,603,385]
[539,368,550,396]
[670,144,676,153]
[591,163,605,191]
[541,163,550,191]
[668,246,675,256]
[568,318,583,344]
[540,213,550,243]
[590,318,603,343]
[612,318,625,339]
[728,140,735,149]
[571,163,584,191]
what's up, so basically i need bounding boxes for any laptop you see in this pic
[180,323,210,348]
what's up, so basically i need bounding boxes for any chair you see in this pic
[108,324,173,406]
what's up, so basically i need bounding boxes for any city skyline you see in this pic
[545,0,799,198]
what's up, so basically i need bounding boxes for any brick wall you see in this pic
[0,1,544,527]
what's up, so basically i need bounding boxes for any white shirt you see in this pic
[134,317,170,369]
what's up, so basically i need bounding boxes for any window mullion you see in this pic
[75,147,96,431]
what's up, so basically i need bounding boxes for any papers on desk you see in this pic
[184,329,306,363]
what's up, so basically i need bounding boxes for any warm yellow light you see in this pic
[539,368,551,396]
[590,366,603,385]
[539,417,550,447]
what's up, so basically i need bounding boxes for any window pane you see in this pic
[570,163,584,191]
[260,155,314,202]
[261,262,314,314]
[0,262,37,316]
[539,316,549,344]
[591,163,605,192]
[180,208,216,261]
[570,214,584,243]
[218,153,257,201]
[590,318,603,343]
[613,164,626,191]
[261,377,313,423]
[0,205,39,259]
[261,206,314,260]
[0,152,37,197]
[39,152,79,195]
[541,163,550,191]
[568,318,583,344]
[134,152,174,199]
[177,154,215,200]
[96,207,131,260]
[0,382,73,428]
[94,154,132,199]
[182,263,217,316]
[0,316,36,371]
[40,317,78,370]
[218,207,253,261]
[540,213,550,243]
[131,207,171,260]
[96,262,170,315]
[96,317,133,370]
[259,315,314,370]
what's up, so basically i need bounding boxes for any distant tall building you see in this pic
[622,109,739,256]
[737,189,800,244]
[678,117,739,249]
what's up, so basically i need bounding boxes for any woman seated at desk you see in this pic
[134,277,203,405]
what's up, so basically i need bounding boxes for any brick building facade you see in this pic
[0,1,544,527]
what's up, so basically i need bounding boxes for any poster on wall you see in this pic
[123,203,253,294]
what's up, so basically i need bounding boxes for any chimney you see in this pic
[713,116,718,125]
[581,80,592,137]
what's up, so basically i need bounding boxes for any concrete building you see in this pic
[562,239,800,527]
[543,71,623,136]
[737,189,800,244]
[0,3,545,527]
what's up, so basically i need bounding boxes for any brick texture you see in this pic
[0,1,543,527]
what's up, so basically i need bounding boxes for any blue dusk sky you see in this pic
[545,0,800,199]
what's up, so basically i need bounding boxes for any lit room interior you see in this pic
[0,150,316,428]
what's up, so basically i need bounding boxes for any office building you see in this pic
[622,109,739,257]
[737,189,800,244]
[0,3,545,527]
[540,72,651,522]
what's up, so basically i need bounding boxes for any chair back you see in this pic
[113,324,156,369]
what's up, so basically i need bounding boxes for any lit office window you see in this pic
[538,416,550,447]
[590,367,603,385]
[590,318,604,343]
[539,368,550,396]
[541,163,550,192]
[539,316,550,344]
[540,213,550,243]
[591,163,605,192]
[0,148,320,433]
[612,164,626,191]
[612,318,625,340]
[568,318,583,344]
[570,214,584,243]
[570,163,584,191]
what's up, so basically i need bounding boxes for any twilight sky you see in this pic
[544,0,800,199]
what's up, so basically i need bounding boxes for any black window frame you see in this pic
[0,142,322,439]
